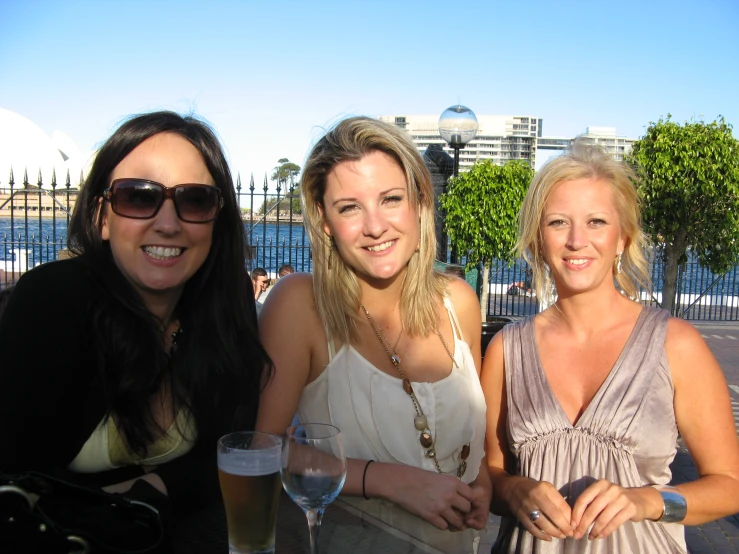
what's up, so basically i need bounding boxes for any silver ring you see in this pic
[528,509,541,523]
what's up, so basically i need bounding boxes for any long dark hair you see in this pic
[68,111,269,453]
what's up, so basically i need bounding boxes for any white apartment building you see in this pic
[379,114,542,170]
[538,126,636,161]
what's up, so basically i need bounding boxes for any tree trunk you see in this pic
[480,264,490,320]
[661,229,687,316]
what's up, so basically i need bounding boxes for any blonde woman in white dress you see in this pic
[256,117,490,554]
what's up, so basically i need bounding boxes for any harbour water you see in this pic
[2,216,738,305]
[0,217,312,275]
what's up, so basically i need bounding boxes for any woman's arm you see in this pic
[481,331,574,541]
[446,277,492,529]
[665,317,739,523]
[255,273,315,437]
[0,262,99,472]
[362,459,476,530]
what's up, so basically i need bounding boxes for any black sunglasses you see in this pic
[103,179,223,223]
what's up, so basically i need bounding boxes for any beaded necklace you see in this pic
[360,305,469,478]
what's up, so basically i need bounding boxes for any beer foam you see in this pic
[218,453,280,476]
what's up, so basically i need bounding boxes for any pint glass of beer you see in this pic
[217,431,283,554]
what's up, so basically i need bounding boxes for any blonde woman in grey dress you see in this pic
[482,141,739,553]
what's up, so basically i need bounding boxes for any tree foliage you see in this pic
[258,194,301,215]
[626,115,739,314]
[440,159,533,268]
[271,158,301,190]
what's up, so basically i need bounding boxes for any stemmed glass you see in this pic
[281,423,346,554]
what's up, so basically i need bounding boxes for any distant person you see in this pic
[443,265,466,280]
[506,266,534,297]
[260,263,295,302]
[0,112,269,535]
[277,263,295,278]
[256,117,490,553]
[250,267,268,302]
[483,141,739,552]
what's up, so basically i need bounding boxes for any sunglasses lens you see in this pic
[175,186,220,222]
[113,181,163,218]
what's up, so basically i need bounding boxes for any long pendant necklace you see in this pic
[360,304,470,478]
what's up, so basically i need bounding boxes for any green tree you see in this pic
[626,116,739,315]
[440,159,533,314]
[257,194,301,216]
[262,158,302,217]
[271,158,301,190]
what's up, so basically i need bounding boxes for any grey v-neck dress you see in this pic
[493,307,687,553]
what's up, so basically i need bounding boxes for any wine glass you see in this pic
[281,423,346,554]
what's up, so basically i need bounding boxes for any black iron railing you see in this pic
[482,258,739,321]
[2,174,738,321]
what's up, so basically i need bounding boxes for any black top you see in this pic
[0,258,224,515]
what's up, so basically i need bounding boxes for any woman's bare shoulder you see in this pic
[664,316,715,377]
[446,276,481,317]
[260,272,322,331]
[263,272,314,307]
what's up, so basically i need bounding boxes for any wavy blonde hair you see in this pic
[301,117,448,343]
[517,140,651,304]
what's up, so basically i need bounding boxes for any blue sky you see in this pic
[1,0,737,181]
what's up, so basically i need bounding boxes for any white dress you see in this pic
[298,297,487,554]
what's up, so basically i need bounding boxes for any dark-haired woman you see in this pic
[0,112,268,520]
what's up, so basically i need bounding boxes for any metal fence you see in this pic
[0,174,314,283]
[2,174,739,321]
[484,257,739,321]
[236,175,312,274]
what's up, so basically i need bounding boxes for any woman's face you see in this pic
[540,177,625,299]
[320,150,420,287]
[100,132,216,311]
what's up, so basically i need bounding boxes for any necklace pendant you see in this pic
[420,431,433,448]
[460,444,470,460]
[402,379,413,395]
[391,354,401,365]
[414,415,428,430]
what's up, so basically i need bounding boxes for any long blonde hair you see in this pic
[301,117,448,342]
[517,140,651,304]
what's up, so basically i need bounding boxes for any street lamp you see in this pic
[438,105,478,263]
[438,105,478,177]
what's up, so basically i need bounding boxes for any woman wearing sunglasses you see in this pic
[0,112,269,525]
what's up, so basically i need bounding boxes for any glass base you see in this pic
[229,545,274,554]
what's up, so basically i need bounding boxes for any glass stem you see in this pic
[305,508,325,554]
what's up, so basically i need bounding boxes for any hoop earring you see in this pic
[328,236,334,270]
[616,252,623,274]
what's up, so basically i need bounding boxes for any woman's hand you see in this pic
[503,475,574,541]
[570,480,663,540]
[464,476,492,530]
[374,463,475,531]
